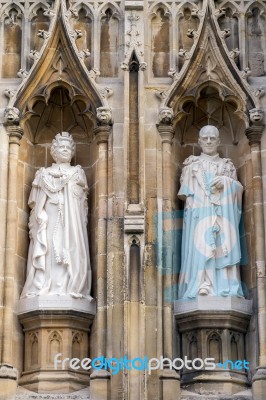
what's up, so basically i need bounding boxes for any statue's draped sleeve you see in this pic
[28,168,48,274]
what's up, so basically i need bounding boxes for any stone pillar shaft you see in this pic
[158,125,174,359]
[2,127,23,365]
[0,125,9,362]
[246,126,266,368]
[95,126,111,357]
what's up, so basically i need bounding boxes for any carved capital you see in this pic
[96,107,113,126]
[6,125,24,143]
[157,124,174,144]
[94,125,112,145]
[245,125,264,145]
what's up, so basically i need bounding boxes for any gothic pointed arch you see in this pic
[163,2,255,135]
[245,2,266,77]
[150,4,171,77]
[10,0,106,142]
[0,4,23,78]
[98,2,122,77]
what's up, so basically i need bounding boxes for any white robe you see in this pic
[21,164,91,299]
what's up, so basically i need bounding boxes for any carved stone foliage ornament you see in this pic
[121,11,147,70]
[20,132,92,300]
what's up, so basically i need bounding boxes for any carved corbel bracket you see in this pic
[157,106,174,126]
[96,107,113,127]
[249,108,264,126]
[3,107,23,142]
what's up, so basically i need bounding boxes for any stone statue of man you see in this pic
[21,132,92,299]
[178,125,244,299]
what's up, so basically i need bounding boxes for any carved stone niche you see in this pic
[17,296,96,393]
[174,297,252,396]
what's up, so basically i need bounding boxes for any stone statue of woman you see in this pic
[21,132,92,299]
[178,125,244,299]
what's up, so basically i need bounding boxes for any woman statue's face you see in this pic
[54,139,73,163]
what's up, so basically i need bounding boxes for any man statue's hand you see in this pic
[211,176,224,190]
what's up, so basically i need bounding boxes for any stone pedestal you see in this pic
[17,296,96,394]
[174,297,252,397]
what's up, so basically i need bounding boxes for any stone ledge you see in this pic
[16,295,96,316]
[174,296,253,315]
[125,1,143,10]
[124,213,145,233]
[15,387,90,399]
[180,389,252,400]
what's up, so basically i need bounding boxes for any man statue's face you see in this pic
[55,139,73,163]
[198,127,220,156]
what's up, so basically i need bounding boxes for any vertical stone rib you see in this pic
[157,126,174,359]
[2,126,23,366]
[128,57,139,204]
[94,126,111,358]
[246,126,266,374]
[0,126,9,362]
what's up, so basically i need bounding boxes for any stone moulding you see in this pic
[174,296,253,316]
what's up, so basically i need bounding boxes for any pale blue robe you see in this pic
[178,153,244,299]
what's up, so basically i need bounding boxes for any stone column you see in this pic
[157,107,180,399]
[246,110,266,400]
[90,108,112,400]
[0,107,23,400]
